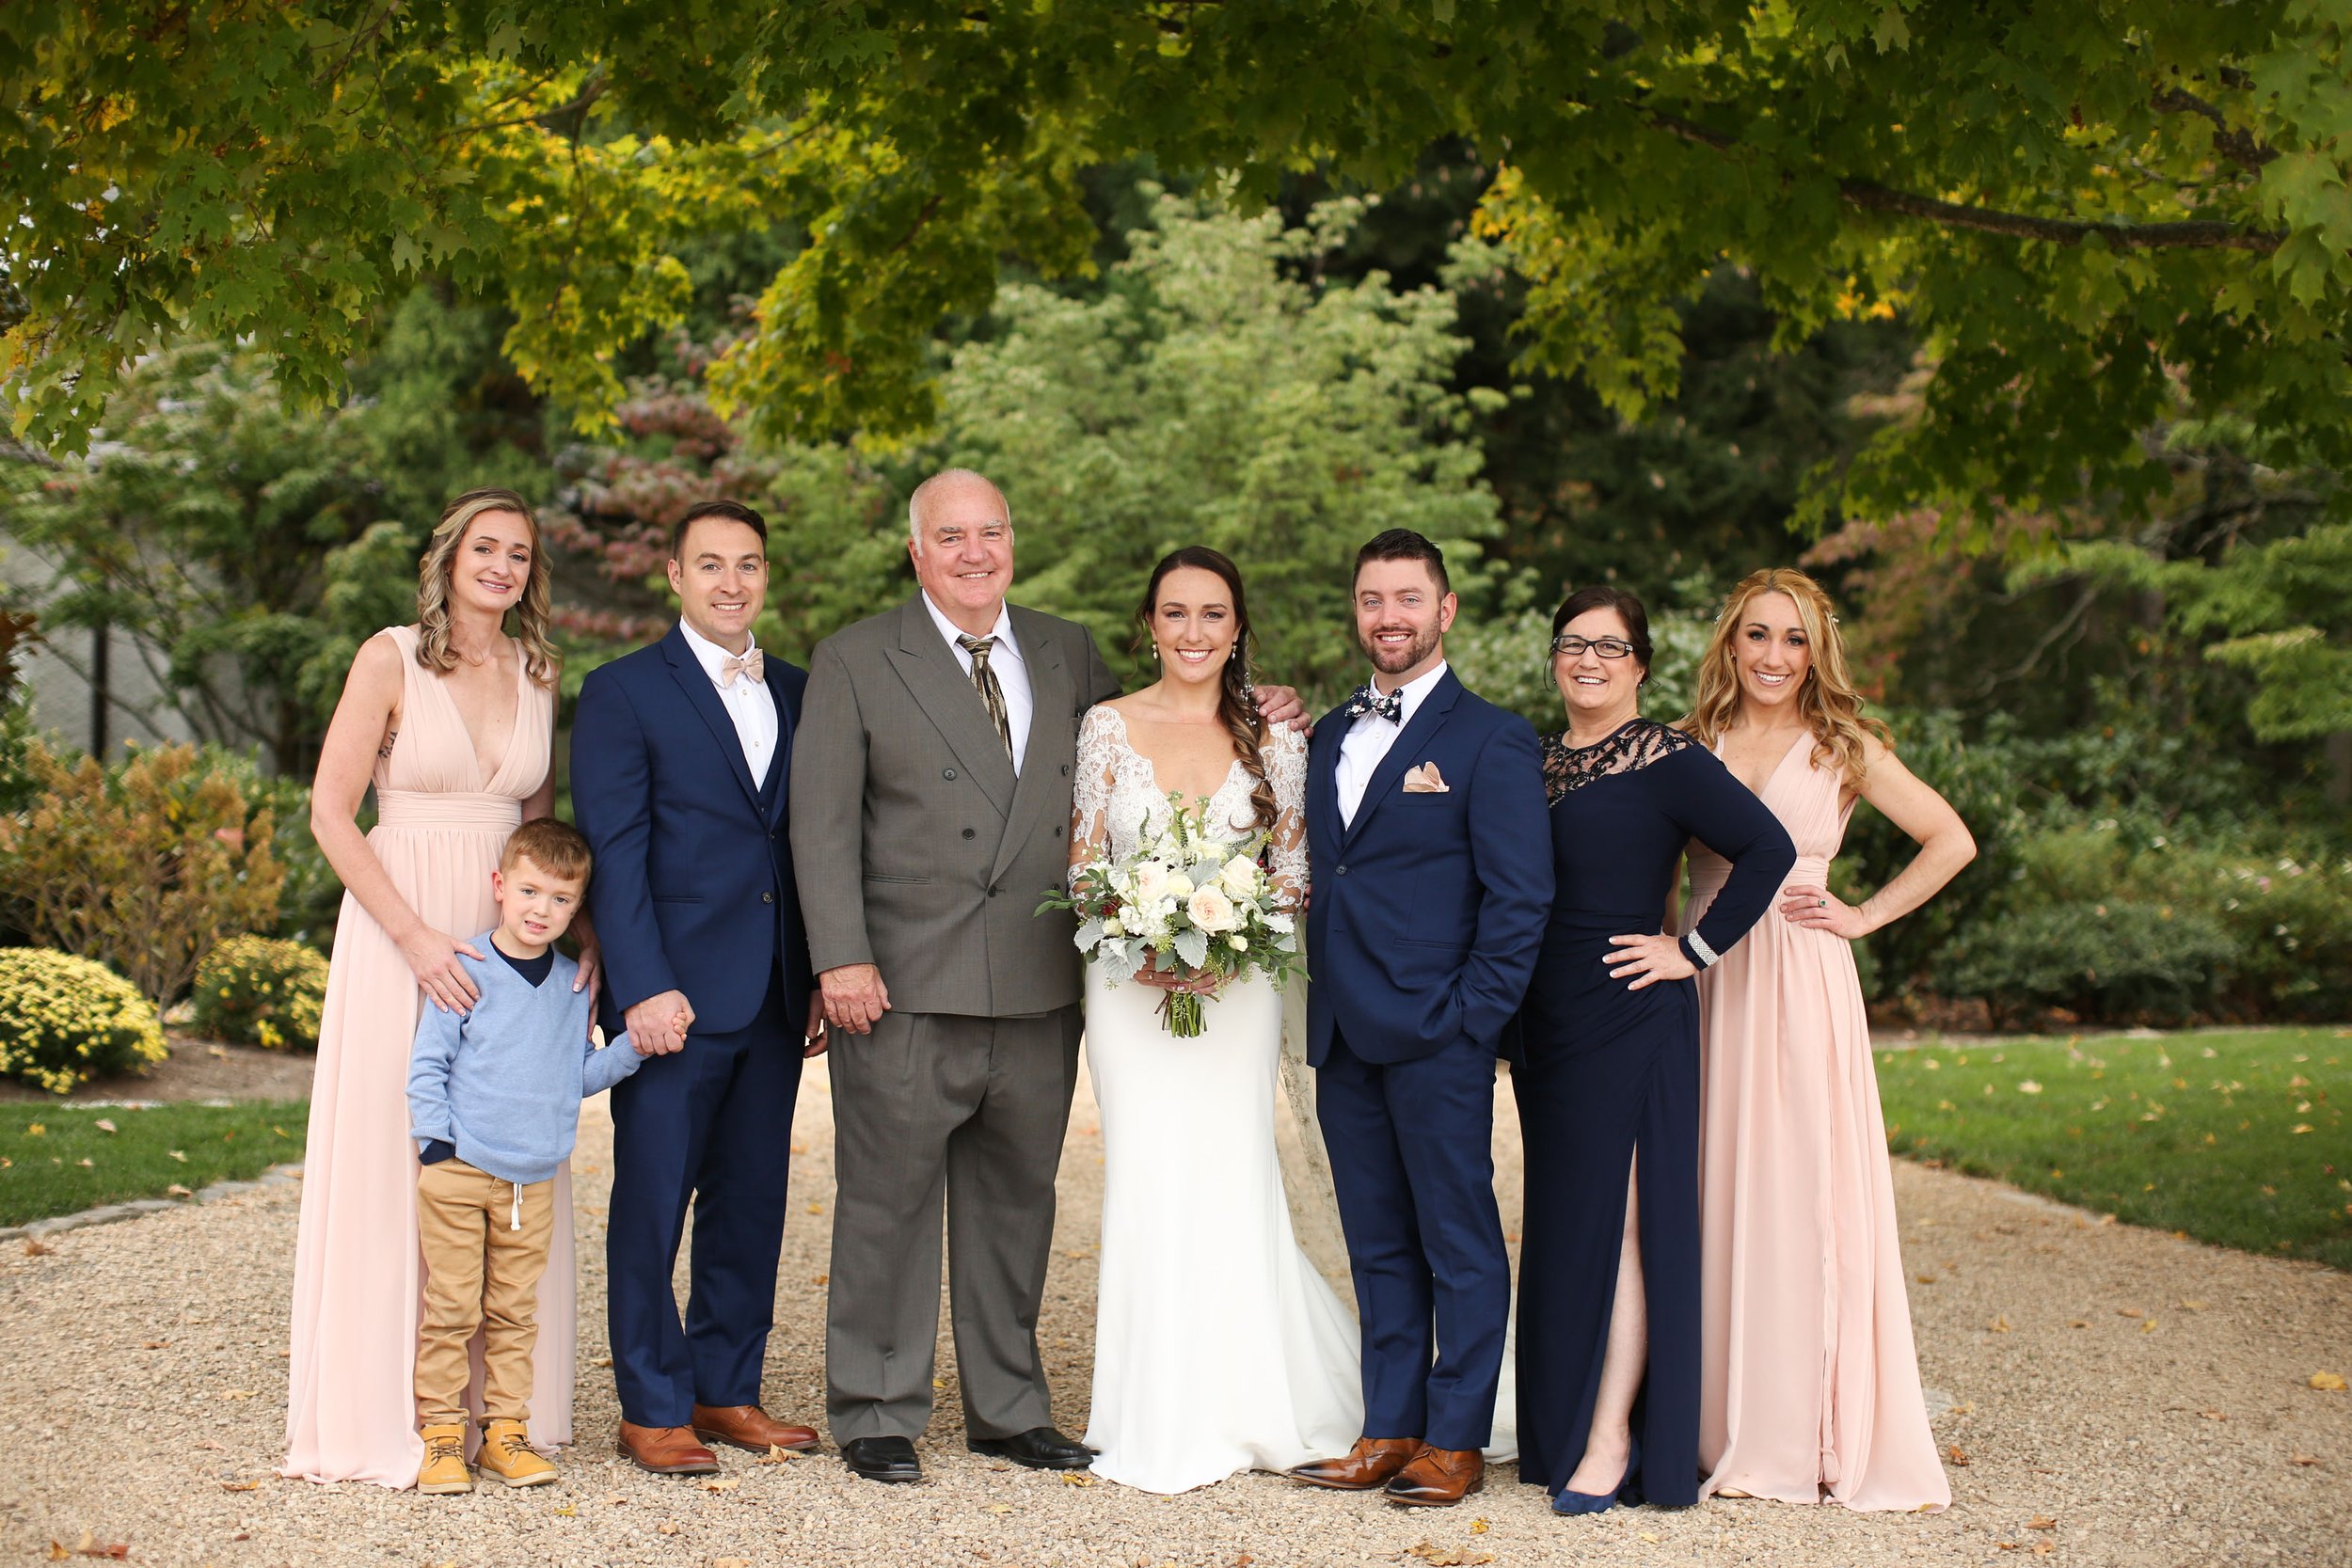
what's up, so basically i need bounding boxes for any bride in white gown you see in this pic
[1072,548,1361,1495]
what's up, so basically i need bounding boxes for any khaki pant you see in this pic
[416,1157,554,1426]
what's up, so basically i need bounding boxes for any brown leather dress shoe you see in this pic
[691,1402,820,1454]
[1289,1436,1423,1491]
[616,1420,721,1475]
[1384,1445,1484,1507]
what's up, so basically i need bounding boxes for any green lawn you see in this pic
[1878,1027,2350,1271]
[0,1100,308,1227]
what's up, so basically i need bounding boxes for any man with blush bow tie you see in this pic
[1292,529,1553,1509]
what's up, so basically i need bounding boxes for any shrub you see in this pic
[0,738,286,1006]
[0,949,169,1094]
[190,935,329,1051]
[1943,901,2236,1029]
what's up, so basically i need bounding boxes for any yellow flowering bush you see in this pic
[188,935,328,1052]
[0,949,169,1094]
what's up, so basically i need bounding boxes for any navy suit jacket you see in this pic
[1305,669,1554,1067]
[570,625,814,1041]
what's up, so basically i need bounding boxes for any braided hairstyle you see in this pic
[1130,546,1275,832]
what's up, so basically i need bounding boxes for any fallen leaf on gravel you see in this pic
[140,1340,167,1350]
[1639,1532,1661,1544]
[1400,1544,1493,1567]
[1915,1273,1936,1284]
[700,1477,739,1492]
[806,1202,823,1213]
[2140,1319,2158,1334]
[2028,1514,2058,1529]
[1990,1315,2011,1333]
[44,1544,66,1561]
[2311,1371,2348,1391]
[1947,1445,1972,1466]
[987,1504,1014,1515]
[2199,1410,2226,1421]
[70,1534,128,1560]
[756,1446,799,1465]
[589,1354,612,1368]
[1469,1519,1488,1534]
[2116,1307,2142,1318]
[2031,1544,2055,1557]
[813,1274,828,1286]
[24,1239,52,1257]
[656,1522,679,1535]
[2290,1453,2321,1465]
[1060,1472,1095,1486]
[195,1441,223,1450]
[94,1119,117,1133]
[1995,1544,2019,1552]
[2068,1319,2088,1328]
[220,1480,262,1492]
[224,1389,256,1400]
[2179,1300,2206,1311]
[167,1184,191,1196]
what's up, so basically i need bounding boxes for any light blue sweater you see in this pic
[407,937,644,1185]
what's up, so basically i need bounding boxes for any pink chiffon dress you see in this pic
[283,626,574,1486]
[1683,733,1948,1513]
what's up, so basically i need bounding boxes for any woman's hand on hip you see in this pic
[1605,932,1695,991]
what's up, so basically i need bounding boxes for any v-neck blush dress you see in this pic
[283,625,571,1486]
[1685,733,1949,1512]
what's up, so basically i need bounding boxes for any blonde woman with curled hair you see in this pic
[287,487,596,1486]
[1678,567,1972,1513]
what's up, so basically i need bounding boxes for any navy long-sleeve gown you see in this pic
[1513,719,1794,1505]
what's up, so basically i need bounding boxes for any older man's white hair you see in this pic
[907,468,1012,555]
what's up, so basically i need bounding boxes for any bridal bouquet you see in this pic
[1039,793,1305,1037]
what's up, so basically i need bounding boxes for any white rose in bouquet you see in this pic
[1185,884,1239,935]
[1217,854,1261,896]
[1165,870,1196,898]
[1130,861,1169,905]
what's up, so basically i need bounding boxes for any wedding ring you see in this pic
[1818,897,1828,908]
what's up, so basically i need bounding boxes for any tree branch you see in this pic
[2149,86,2277,174]
[1646,110,2283,253]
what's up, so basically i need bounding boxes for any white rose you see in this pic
[1229,934,1248,952]
[1186,885,1239,935]
[1103,914,1125,938]
[1131,862,1168,904]
[1218,854,1261,896]
[1165,871,1196,898]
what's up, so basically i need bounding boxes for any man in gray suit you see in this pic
[794,470,1297,1482]
[790,468,1117,1483]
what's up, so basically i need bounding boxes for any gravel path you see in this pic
[2,1058,2344,1568]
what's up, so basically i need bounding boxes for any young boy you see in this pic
[406,817,643,1494]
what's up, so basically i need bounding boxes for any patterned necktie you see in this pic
[718,647,763,688]
[1345,683,1404,722]
[958,635,1015,763]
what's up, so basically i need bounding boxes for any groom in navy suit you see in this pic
[572,499,826,1476]
[1293,530,1553,1508]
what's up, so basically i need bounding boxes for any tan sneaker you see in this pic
[416,1423,472,1495]
[477,1418,559,1487]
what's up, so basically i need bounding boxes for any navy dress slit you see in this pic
[1511,719,1793,1505]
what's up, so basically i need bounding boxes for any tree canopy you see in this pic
[10,1,2350,531]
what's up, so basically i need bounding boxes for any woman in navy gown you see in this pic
[1513,586,1794,1514]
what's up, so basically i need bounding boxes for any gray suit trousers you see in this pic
[824,1006,1083,1443]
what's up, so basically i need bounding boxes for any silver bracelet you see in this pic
[1685,930,1720,969]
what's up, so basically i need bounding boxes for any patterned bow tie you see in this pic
[1346,683,1404,722]
[718,647,763,688]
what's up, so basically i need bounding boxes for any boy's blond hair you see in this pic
[500,818,592,880]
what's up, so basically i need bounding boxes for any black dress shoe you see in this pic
[967,1426,1095,1470]
[842,1435,923,1483]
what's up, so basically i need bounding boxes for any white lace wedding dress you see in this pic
[1073,705,1362,1494]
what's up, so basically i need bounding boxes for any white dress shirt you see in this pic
[922,592,1034,774]
[678,617,779,787]
[1336,659,1450,828]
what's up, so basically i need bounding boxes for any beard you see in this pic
[1359,621,1440,678]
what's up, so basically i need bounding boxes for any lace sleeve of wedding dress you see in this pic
[1071,705,1123,889]
[1262,721,1310,911]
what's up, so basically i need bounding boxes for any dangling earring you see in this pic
[1151,644,1160,660]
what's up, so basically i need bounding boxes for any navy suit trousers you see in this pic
[606,974,801,1427]
[1315,1026,1510,1453]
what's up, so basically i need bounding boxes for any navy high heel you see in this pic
[1549,1436,1640,1517]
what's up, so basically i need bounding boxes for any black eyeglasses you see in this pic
[1551,635,1636,658]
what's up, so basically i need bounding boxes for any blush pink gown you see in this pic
[283,626,574,1486]
[1683,733,1948,1513]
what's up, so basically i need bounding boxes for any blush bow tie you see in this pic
[1345,684,1404,722]
[718,648,764,688]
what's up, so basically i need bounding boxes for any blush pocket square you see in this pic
[1402,762,1450,793]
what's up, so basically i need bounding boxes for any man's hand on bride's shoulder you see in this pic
[1252,683,1310,734]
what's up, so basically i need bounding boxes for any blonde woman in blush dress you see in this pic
[284,490,596,1486]
[1680,568,1974,1513]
